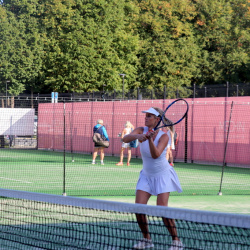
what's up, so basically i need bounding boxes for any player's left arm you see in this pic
[102,126,109,141]
[148,132,168,159]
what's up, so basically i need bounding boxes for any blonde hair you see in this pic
[152,107,175,133]
[125,121,132,127]
[97,119,103,124]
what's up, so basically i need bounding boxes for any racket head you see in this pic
[154,99,189,130]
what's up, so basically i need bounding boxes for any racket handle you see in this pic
[146,129,153,135]
[139,130,153,142]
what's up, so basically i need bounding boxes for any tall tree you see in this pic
[135,0,200,97]
[0,5,26,96]
[0,0,44,95]
[193,0,250,84]
[40,0,140,93]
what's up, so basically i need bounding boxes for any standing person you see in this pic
[166,127,175,166]
[92,119,109,165]
[123,107,183,250]
[116,121,134,166]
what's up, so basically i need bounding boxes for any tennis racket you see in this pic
[154,99,189,130]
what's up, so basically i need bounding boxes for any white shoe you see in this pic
[92,161,96,165]
[133,238,154,249]
[101,162,104,165]
[169,240,183,250]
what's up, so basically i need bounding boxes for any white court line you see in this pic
[0,177,32,183]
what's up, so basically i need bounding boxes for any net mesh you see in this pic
[0,189,249,249]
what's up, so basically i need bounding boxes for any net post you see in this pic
[218,101,234,195]
[63,101,66,196]
[70,94,75,162]
[184,113,188,163]
[69,111,74,162]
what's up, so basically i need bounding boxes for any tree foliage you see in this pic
[38,0,140,93]
[0,0,44,95]
[135,0,200,97]
[193,0,250,84]
[0,0,249,96]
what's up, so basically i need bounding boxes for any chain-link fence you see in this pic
[0,83,250,113]
[0,98,250,196]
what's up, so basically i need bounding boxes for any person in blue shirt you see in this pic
[92,119,109,165]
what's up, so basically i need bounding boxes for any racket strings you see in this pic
[163,102,188,125]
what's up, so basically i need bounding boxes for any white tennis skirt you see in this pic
[136,168,182,196]
[122,142,131,148]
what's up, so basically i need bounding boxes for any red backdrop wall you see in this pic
[38,96,250,167]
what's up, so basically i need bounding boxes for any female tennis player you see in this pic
[116,121,134,166]
[166,126,175,166]
[122,107,183,250]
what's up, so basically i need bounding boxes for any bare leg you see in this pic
[166,147,170,161]
[162,217,179,241]
[157,193,180,241]
[92,148,98,161]
[135,190,151,239]
[120,148,124,163]
[127,148,131,164]
[169,149,174,165]
[100,148,104,161]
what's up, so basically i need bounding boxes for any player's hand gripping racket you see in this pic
[154,99,189,130]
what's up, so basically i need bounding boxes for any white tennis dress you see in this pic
[136,127,182,195]
[122,127,132,148]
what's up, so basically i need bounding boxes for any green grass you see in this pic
[1,149,249,249]
[0,149,249,197]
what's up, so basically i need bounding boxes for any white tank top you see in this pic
[124,127,131,135]
[140,127,169,177]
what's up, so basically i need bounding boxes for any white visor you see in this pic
[141,107,160,117]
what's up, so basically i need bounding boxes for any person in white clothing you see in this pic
[116,121,134,166]
[166,126,175,166]
[123,107,183,250]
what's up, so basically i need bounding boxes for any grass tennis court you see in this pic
[0,149,249,249]
[0,149,249,197]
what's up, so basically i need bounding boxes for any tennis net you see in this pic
[0,189,249,249]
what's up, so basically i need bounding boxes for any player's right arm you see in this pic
[122,127,147,143]
[121,128,126,139]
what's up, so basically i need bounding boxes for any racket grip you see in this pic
[146,129,153,135]
[139,130,153,142]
